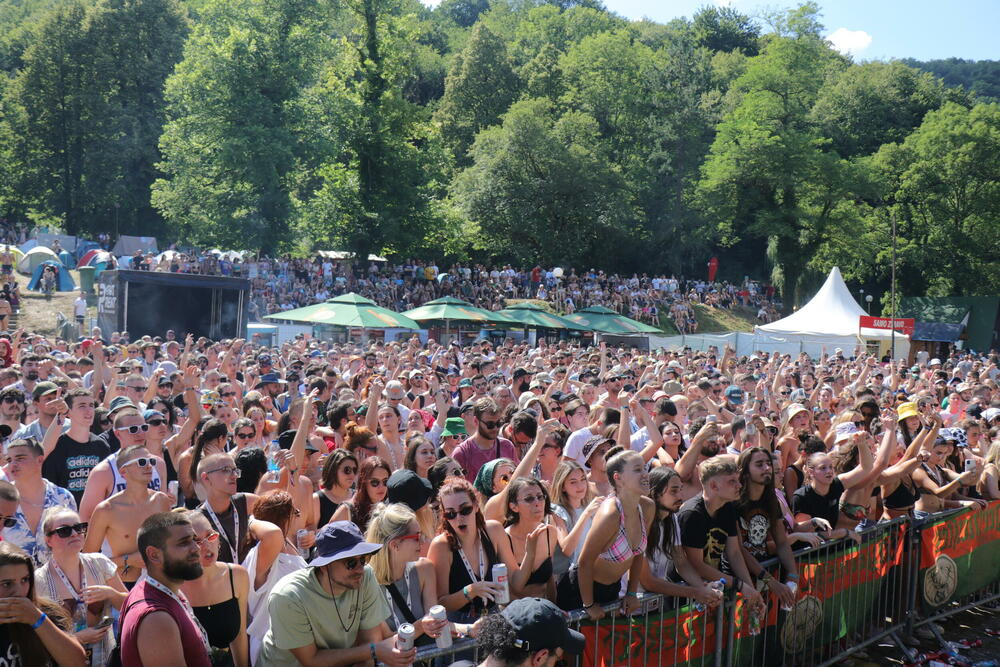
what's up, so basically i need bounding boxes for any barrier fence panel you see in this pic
[411,506,1000,666]
[912,500,1000,635]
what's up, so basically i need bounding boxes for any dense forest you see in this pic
[0,0,998,307]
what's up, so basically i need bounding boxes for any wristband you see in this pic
[462,585,470,600]
[369,642,377,664]
[625,591,638,598]
[582,602,596,609]
[30,612,46,630]
[786,573,800,581]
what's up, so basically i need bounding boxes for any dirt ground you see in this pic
[8,268,92,336]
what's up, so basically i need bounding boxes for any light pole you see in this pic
[865,294,873,313]
[891,211,897,360]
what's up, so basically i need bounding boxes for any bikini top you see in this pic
[507,527,552,586]
[599,497,646,563]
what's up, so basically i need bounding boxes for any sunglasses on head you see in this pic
[443,505,475,521]
[115,424,149,434]
[47,522,88,538]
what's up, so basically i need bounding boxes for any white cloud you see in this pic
[827,28,873,56]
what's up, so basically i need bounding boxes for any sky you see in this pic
[418,0,998,62]
[586,0,999,61]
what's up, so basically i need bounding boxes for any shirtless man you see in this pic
[78,408,167,521]
[0,246,13,277]
[84,445,172,588]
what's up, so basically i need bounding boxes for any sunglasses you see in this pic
[47,522,88,538]
[122,456,157,469]
[125,385,145,391]
[99,418,112,426]
[479,420,501,429]
[159,383,174,389]
[206,466,241,477]
[146,419,167,427]
[1,396,24,404]
[234,432,254,439]
[220,392,237,398]
[853,421,865,428]
[396,532,422,543]
[340,466,357,475]
[369,478,387,488]
[443,505,475,521]
[0,516,16,529]
[194,531,219,547]
[341,555,371,570]
[115,424,149,434]
[519,494,545,505]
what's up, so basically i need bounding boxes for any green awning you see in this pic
[402,296,512,326]
[563,305,661,334]
[265,292,421,329]
[497,302,592,331]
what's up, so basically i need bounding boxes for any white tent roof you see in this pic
[757,267,898,340]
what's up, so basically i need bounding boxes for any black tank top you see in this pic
[315,490,341,528]
[192,565,240,665]
[448,531,499,617]
[507,528,552,586]
[884,476,921,510]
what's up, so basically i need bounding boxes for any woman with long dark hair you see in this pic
[0,542,86,666]
[179,419,229,508]
[331,456,390,532]
[639,467,722,608]
[503,477,559,601]
[311,449,358,528]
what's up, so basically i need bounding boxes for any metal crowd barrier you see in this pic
[411,502,1000,666]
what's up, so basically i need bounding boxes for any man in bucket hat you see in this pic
[259,521,414,666]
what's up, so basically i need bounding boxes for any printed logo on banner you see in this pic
[922,554,958,607]
[780,595,823,653]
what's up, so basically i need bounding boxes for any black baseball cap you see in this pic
[386,470,433,512]
[502,598,585,655]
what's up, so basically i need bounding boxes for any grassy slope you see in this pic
[505,298,759,334]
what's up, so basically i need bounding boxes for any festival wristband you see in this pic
[31,612,46,630]
[625,591,638,598]
[369,642,377,664]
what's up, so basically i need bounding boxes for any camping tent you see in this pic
[755,267,910,358]
[27,261,76,291]
[17,246,61,274]
[58,250,74,270]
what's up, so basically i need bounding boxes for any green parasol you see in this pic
[264,292,422,329]
[497,302,592,331]
[563,305,661,334]
[401,296,514,337]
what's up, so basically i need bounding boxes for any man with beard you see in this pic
[85,445,173,588]
[259,521,413,667]
[13,381,69,443]
[674,417,725,500]
[13,353,45,395]
[119,512,212,666]
[0,386,25,445]
[735,447,797,609]
[454,398,518,483]
[677,455,764,610]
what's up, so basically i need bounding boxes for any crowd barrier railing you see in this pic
[411,501,1000,666]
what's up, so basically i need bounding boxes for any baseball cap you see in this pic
[724,385,743,405]
[511,367,531,381]
[31,382,59,402]
[502,598,585,655]
[386,470,433,512]
[309,521,382,568]
[458,378,473,388]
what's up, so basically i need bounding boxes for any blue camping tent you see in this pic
[58,250,74,270]
[27,261,76,291]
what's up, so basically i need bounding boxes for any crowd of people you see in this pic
[0,319,992,665]
[121,247,783,328]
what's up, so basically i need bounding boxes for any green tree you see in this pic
[453,98,633,267]
[152,0,326,251]
[691,5,760,55]
[695,8,852,306]
[435,23,520,163]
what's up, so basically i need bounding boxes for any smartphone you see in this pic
[95,616,113,630]
[964,459,977,473]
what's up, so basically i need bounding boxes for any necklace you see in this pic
[325,567,359,633]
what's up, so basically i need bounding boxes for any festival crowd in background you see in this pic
[0,317,991,665]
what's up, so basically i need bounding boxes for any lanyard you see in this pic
[202,498,240,561]
[457,537,486,584]
[142,575,212,657]
[50,557,87,602]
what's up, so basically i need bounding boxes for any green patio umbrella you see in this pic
[401,296,513,337]
[497,302,592,331]
[264,292,421,330]
[563,305,661,334]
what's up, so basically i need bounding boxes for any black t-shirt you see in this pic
[791,478,845,529]
[738,496,774,562]
[677,494,738,573]
[99,429,121,455]
[43,433,111,504]
[0,626,20,665]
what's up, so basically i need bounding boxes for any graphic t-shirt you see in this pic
[738,496,774,562]
[42,433,111,504]
[678,494,738,573]
[791,478,845,529]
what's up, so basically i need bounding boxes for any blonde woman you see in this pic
[549,461,602,578]
[978,441,1000,499]
[366,503,448,645]
[777,403,813,470]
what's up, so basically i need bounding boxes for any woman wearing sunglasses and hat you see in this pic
[36,506,127,666]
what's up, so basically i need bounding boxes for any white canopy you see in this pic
[755,267,909,357]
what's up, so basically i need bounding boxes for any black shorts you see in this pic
[556,566,621,612]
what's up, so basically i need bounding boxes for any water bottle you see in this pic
[781,580,797,611]
[745,410,756,435]
[429,605,452,649]
[492,564,510,605]
[693,579,724,612]
[748,604,762,636]
[295,529,310,559]
[396,623,415,651]
[266,440,281,481]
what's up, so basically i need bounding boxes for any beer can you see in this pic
[396,623,415,651]
[429,605,451,649]
[492,563,510,605]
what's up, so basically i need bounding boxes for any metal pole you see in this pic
[891,211,897,360]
